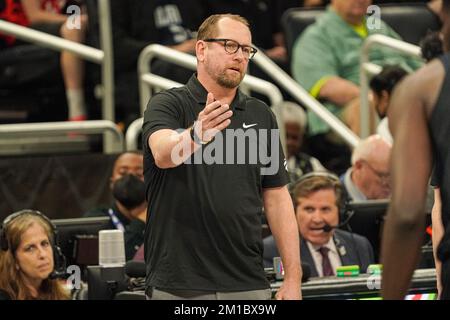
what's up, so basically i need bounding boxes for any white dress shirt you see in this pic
[307,237,342,277]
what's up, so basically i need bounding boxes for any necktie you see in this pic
[318,246,334,276]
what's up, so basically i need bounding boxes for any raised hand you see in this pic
[193,93,233,143]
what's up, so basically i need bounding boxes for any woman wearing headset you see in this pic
[0,210,69,300]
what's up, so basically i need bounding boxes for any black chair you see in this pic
[380,3,441,45]
[281,7,324,63]
[282,3,442,64]
[0,44,66,123]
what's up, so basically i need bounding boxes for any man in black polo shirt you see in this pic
[142,14,301,300]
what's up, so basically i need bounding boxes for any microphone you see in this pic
[49,270,69,280]
[125,260,146,278]
[311,210,355,233]
[49,246,68,279]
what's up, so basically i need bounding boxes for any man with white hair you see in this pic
[341,135,391,200]
[280,102,325,183]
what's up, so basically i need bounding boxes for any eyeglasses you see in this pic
[203,38,258,59]
[361,160,390,182]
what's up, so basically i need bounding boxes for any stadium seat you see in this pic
[380,3,441,45]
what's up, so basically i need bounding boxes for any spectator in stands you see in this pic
[301,0,327,6]
[369,33,444,144]
[0,210,70,300]
[280,102,325,183]
[291,0,421,169]
[341,134,391,201]
[84,151,146,260]
[369,65,408,144]
[110,0,198,126]
[421,30,444,62]
[264,173,374,277]
[21,0,88,121]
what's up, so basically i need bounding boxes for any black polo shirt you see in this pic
[142,74,288,291]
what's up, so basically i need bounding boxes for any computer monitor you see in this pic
[52,217,113,268]
[345,200,389,263]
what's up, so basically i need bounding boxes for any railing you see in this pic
[126,74,183,151]
[0,0,115,152]
[126,118,144,151]
[137,44,287,152]
[252,48,360,148]
[0,120,124,153]
[360,34,423,138]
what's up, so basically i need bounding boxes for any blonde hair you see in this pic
[197,14,250,41]
[0,212,69,300]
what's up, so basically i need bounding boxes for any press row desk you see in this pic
[270,268,437,300]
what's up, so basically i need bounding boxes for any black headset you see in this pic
[0,210,67,279]
[288,171,350,223]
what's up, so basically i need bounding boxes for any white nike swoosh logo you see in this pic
[243,123,257,129]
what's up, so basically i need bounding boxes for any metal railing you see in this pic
[360,34,423,138]
[252,48,360,148]
[0,120,124,153]
[137,44,288,152]
[126,73,184,151]
[126,118,144,151]
[0,0,115,152]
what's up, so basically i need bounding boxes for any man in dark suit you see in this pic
[264,173,374,277]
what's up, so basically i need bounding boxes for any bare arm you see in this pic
[22,0,68,24]
[432,188,444,298]
[304,0,325,6]
[263,186,302,300]
[319,77,360,107]
[381,63,442,299]
[149,93,232,169]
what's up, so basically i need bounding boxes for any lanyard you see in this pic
[107,208,125,232]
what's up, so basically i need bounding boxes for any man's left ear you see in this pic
[196,41,206,62]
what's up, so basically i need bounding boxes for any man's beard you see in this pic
[216,69,244,88]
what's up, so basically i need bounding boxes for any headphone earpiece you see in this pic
[0,225,8,251]
[0,210,66,277]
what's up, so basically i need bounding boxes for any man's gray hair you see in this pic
[351,134,392,165]
[279,102,307,130]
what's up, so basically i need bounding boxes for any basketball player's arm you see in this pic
[149,93,232,169]
[432,188,444,298]
[381,72,433,299]
[263,186,302,300]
